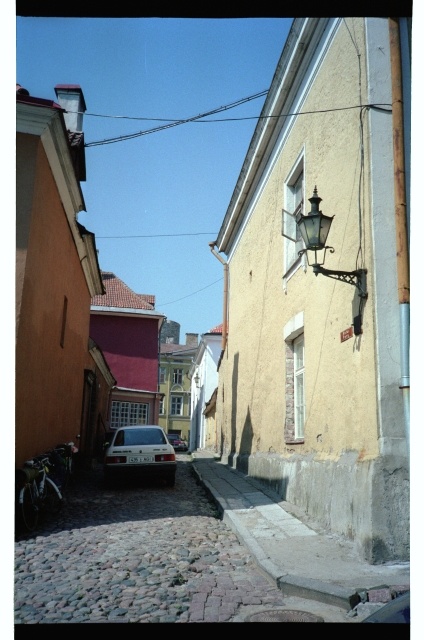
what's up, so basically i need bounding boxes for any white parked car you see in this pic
[103,425,176,487]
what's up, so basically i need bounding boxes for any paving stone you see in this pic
[14,455,367,624]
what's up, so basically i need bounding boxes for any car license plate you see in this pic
[128,455,153,463]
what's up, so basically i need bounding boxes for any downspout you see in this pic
[166,356,171,433]
[389,17,410,456]
[209,242,228,364]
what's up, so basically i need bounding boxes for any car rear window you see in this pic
[114,428,166,446]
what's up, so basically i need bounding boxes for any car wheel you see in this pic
[165,474,176,487]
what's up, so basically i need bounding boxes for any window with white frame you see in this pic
[110,401,149,429]
[159,367,166,384]
[284,312,305,443]
[159,398,165,414]
[173,368,183,384]
[293,335,305,439]
[171,395,183,415]
[283,158,304,275]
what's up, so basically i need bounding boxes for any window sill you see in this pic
[283,257,302,281]
[284,438,304,445]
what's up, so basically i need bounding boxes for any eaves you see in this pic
[91,306,166,322]
[88,340,116,387]
[113,386,163,398]
[216,17,331,255]
[17,102,104,297]
[17,102,86,213]
[78,223,104,296]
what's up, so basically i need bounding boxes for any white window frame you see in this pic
[173,368,183,384]
[282,152,306,290]
[293,334,305,439]
[171,395,183,416]
[110,401,149,429]
[283,312,305,443]
[159,398,165,415]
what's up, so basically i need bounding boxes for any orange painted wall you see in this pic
[16,134,93,468]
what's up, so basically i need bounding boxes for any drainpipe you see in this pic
[166,356,171,433]
[209,242,228,361]
[389,17,410,455]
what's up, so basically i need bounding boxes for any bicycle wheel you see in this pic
[44,477,63,514]
[19,484,39,532]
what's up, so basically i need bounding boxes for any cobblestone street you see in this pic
[15,455,291,624]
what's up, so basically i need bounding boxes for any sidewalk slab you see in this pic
[191,451,410,610]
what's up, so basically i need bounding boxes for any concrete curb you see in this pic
[191,455,409,612]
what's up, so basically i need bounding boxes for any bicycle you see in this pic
[16,454,63,532]
[52,441,78,490]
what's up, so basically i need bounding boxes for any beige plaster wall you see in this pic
[218,20,379,466]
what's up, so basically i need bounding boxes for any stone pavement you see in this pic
[191,450,410,614]
[15,455,326,624]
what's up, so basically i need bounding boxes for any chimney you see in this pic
[185,333,199,348]
[54,84,86,133]
[54,85,87,183]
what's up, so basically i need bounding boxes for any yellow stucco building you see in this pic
[212,18,410,563]
[158,329,199,441]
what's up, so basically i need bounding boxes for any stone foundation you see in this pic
[223,450,409,564]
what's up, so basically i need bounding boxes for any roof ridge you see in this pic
[92,272,156,310]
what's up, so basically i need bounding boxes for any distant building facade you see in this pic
[90,272,166,429]
[160,319,181,345]
[189,325,223,452]
[158,333,199,440]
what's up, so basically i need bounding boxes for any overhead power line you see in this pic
[85,90,268,147]
[82,94,392,148]
[95,232,217,239]
[156,277,223,307]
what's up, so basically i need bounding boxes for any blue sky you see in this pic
[16,17,293,341]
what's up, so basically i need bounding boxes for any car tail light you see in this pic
[155,453,176,462]
[105,456,127,464]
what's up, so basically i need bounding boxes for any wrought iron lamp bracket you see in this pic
[298,246,367,298]
[313,265,368,298]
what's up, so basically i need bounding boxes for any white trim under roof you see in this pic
[91,306,166,321]
[113,386,163,395]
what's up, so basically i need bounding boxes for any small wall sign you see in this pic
[340,326,353,342]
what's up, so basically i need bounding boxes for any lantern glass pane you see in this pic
[299,214,323,249]
[319,215,333,246]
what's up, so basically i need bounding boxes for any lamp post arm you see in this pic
[312,265,368,298]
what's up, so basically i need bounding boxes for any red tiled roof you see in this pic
[17,83,63,109]
[160,342,190,354]
[91,272,155,310]
[160,343,196,355]
[138,293,155,305]
[208,323,223,334]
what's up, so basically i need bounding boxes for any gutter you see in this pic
[209,242,228,367]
